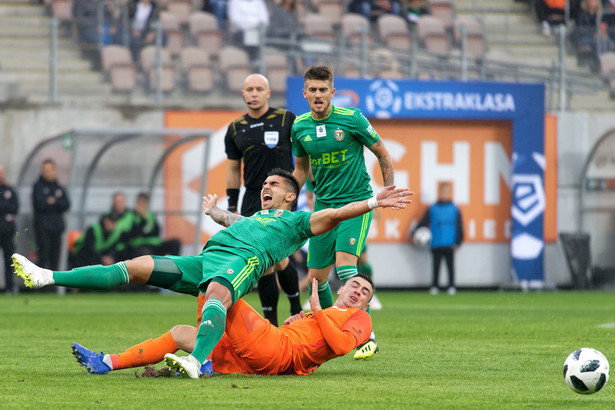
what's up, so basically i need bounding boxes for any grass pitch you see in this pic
[1,290,614,408]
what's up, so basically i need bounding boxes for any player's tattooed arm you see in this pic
[370,139,395,186]
[202,194,243,227]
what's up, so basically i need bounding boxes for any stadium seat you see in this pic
[179,47,214,93]
[263,48,289,94]
[341,13,373,48]
[453,16,485,59]
[429,0,455,31]
[376,14,412,51]
[166,0,192,27]
[303,13,336,42]
[218,46,252,92]
[417,15,450,57]
[139,45,176,92]
[189,11,223,57]
[100,45,137,92]
[317,0,344,26]
[159,11,184,58]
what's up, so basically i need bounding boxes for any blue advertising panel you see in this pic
[286,77,546,285]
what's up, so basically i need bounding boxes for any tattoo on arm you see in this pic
[378,155,394,186]
[208,206,243,227]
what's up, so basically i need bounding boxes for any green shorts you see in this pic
[167,247,262,304]
[307,199,373,269]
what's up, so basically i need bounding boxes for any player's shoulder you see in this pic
[270,107,295,117]
[294,112,312,124]
[332,106,360,116]
[228,115,248,128]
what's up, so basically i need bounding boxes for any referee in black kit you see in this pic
[224,73,301,326]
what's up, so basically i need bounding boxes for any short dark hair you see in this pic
[304,65,334,85]
[353,273,375,298]
[267,168,300,199]
[136,192,150,202]
[42,158,56,167]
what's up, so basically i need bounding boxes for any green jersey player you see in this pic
[291,65,395,359]
[13,168,411,378]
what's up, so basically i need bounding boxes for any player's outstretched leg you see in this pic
[72,343,112,375]
[12,253,54,288]
[164,354,202,379]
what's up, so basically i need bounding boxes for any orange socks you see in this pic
[109,331,178,370]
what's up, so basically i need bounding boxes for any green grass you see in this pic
[1,290,614,408]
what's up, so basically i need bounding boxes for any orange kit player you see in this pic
[72,274,373,376]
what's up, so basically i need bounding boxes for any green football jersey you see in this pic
[291,105,379,203]
[203,209,313,271]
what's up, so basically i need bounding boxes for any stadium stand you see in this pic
[179,47,215,93]
[429,0,455,31]
[453,16,485,59]
[341,12,373,48]
[139,45,176,92]
[376,13,412,51]
[159,10,184,58]
[218,45,252,92]
[417,15,450,57]
[189,11,224,58]
[2,0,615,108]
[317,0,345,25]
[101,45,138,92]
[262,48,291,94]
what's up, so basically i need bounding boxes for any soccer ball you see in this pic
[413,227,432,248]
[563,348,609,394]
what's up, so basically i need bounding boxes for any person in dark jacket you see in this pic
[32,158,70,271]
[414,181,463,295]
[0,164,18,294]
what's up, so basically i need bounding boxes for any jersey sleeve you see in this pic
[224,122,242,160]
[291,122,307,157]
[352,110,380,148]
[314,309,372,356]
[294,211,314,240]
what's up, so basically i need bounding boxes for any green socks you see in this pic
[191,298,227,363]
[52,262,129,290]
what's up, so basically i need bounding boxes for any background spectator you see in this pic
[267,0,299,41]
[0,164,18,294]
[534,0,566,36]
[115,0,162,62]
[413,181,463,296]
[572,0,602,71]
[349,0,403,23]
[402,0,429,24]
[203,0,228,32]
[228,0,270,60]
[32,158,70,271]
[70,211,126,267]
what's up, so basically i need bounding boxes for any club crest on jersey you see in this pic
[316,125,326,138]
[264,131,279,148]
[349,238,356,246]
[334,129,345,141]
[226,268,234,274]
[274,209,284,217]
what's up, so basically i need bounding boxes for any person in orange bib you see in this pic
[72,274,374,376]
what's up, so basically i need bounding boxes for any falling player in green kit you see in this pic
[13,168,411,378]
[291,65,395,359]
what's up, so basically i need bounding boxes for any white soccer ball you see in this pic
[563,348,609,394]
[413,227,432,248]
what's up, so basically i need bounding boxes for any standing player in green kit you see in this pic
[291,65,395,359]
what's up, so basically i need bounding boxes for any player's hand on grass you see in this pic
[283,311,305,325]
[376,185,413,210]
[310,278,322,314]
[202,194,218,215]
